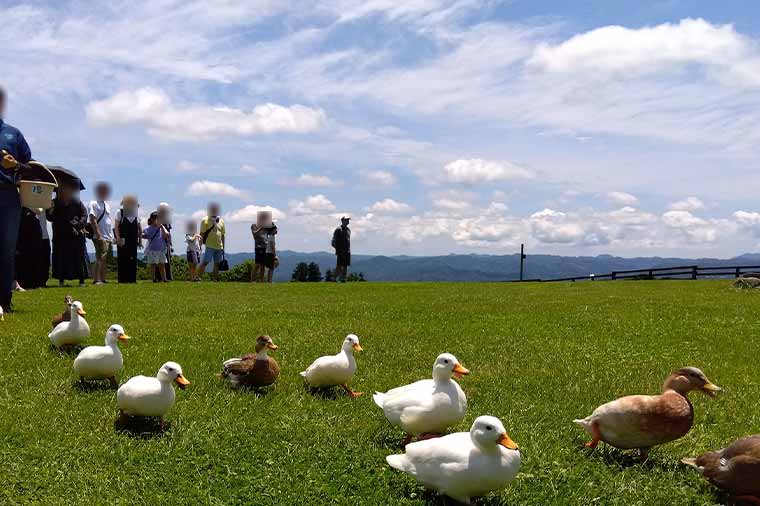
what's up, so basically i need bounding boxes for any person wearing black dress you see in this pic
[15,207,50,289]
[114,195,141,283]
[47,181,89,287]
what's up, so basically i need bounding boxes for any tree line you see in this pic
[291,262,366,282]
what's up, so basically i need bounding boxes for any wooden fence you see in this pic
[530,265,760,283]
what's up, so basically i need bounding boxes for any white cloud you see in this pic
[443,159,534,184]
[240,164,259,174]
[226,204,286,223]
[361,169,397,187]
[86,88,326,141]
[529,208,595,245]
[733,211,760,237]
[368,198,412,214]
[433,198,471,211]
[530,18,756,86]
[177,160,200,173]
[289,194,336,216]
[669,196,706,212]
[292,173,337,187]
[186,180,249,200]
[661,210,730,244]
[606,191,638,206]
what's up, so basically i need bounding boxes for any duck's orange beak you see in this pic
[353,343,363,352]
[77,309,86,316]
[118,333,130,342]
[452,363,470,378]
[267,342,278,350]
[702,382,721,397]
[497,433,519,450]
[175,375,190,389]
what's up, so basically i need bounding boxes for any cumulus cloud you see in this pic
[361,170,397,187]
[368,198,412,214]
[669,196,706,212]
[443,159,534,184]
[661,210,730,243]
[530,18,755,84]
[292,173,337,187]
[606,191,638,206]
[226,204,286,223]
[289,194,336,215]
[86,88,326,141]
[186,180,249,200]
[529,208,595,244]
[733,211,760,237]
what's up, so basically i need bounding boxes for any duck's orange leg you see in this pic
[585,421,601,449]
[341,384,363,398]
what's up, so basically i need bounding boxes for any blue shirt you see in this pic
[0,119,32,187]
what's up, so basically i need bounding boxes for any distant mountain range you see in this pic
[223,251,760,282]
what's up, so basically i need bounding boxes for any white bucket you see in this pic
[18,162,58,210]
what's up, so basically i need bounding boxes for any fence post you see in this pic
[736,267,741,278]
[611,271,617,280]
[692,266,698,280]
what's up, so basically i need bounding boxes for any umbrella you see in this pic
[48,165,85,190]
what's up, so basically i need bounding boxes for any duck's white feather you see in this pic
[48,314,90,348]
[73,344,122,379]
[387,432,520,504]
[117,375,176,417]
[300,351,356,387]
[378,379,467,435]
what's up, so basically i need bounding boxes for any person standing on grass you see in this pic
[14,207,50,289]
[198,202,225,282]
[331,216,351,282]
[0,85,33,313]
[264,224,278,283]
[88,182,114,285]
[185,221,202,282]
[47,181,89,287]
[155,202,173,282]
[251,222,267,282]
[143,211,170,283]
[114,195,141,284]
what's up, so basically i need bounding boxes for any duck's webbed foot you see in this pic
[341,384,363,398]
[585,421,601,449]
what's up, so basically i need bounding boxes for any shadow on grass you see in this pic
[73,380,118,393]
[114,414,170,439]
[303,384,342,400]
[227,384,275,398]
[50,344,84,357]
[575,441,674,471]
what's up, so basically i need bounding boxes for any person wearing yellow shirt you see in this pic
[198,202,225,281]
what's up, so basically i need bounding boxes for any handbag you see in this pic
[218,252,230,272]
[85,206,107,240]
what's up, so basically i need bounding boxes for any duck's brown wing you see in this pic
[725,435,760,460]
[224,356,255,376]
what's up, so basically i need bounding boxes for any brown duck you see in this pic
[52,295,73,329]
[575,367,721,460]
[683,435,760,506]
[220,335,280,388]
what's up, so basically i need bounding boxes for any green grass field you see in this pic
[1,280,759,505]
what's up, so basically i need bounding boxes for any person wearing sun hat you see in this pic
[114,195,141,283]
[331,216,351,282]
[0,85,33,312]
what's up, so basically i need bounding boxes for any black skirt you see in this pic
[52,238,90,281]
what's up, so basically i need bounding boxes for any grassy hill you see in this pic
[1,280,759,505]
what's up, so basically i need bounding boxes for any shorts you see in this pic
[203,247,223,264]
[93,239,112,259]
[186,250,200,265]
[146,249,168,265]
[254,249,266,265]
[264,253,276,269]
[336,251,351,267]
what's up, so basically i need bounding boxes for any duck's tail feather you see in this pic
[372,392,386,408]
[386,454,412,473]
[573,417,593,433]
[299,371,307,378]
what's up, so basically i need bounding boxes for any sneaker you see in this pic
[94,281,104,286]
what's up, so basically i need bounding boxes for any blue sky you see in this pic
[4,0,760,256]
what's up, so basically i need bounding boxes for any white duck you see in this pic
[0,305,4,321]
[73,324,130,386]
[48,301,90,348]
[117,361,190,429]
[387,416,521,505]
[300,334,363,397]
[374,353,469,445]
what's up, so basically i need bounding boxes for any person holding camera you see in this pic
[197,202,225,282]
[0,86,33,312]
[331,216,351,282]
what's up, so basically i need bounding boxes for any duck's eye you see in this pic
[485,425,493,431]
[444,359,450,364]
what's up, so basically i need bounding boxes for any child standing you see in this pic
[185,221,202,282]
[143,211,169,283]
